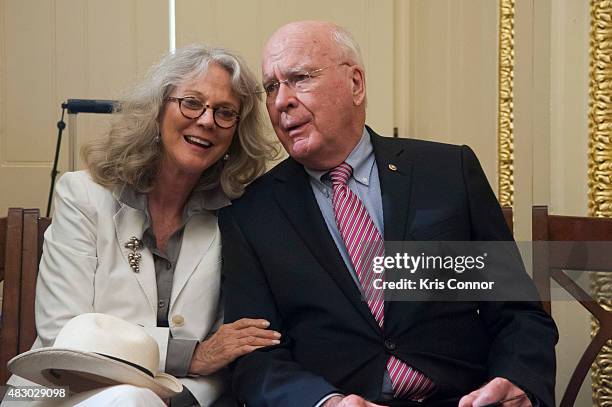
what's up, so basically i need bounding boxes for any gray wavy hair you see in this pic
[83,44,277,199]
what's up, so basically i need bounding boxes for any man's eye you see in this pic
[182,98,203,109]
[264,82,279,94]
[292,74,310,84]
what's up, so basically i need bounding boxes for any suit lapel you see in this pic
[170,211,217,305]
[370,128,415,319]
[273,160,381,333]
[370,128,414,242]
[114,204,157,313]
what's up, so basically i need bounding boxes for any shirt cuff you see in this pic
[165,338,198,377]
[313,392,344,407]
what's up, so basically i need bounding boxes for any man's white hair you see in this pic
[331,26,364,69]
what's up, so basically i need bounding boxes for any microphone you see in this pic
[62,99,118,114]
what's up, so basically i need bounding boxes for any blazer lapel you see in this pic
[114,204,157,313]
[170,211,217,305]
[274,160,381,333]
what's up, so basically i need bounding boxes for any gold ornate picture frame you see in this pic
[498,0,515,208]
[589,1,612,405]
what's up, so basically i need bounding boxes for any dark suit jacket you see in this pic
[220,128,558,407]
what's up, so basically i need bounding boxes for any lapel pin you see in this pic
[124,236,144,273]
[388,164,398,171]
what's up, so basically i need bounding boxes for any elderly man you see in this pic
[220,21,557,407]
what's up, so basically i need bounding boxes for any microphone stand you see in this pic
[46,99,117,216]
[47,105,67,217]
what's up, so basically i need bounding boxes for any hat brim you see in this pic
[8,348,183,398]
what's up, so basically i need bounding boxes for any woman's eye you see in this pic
[182,98,203,109]
[217,109,236,119]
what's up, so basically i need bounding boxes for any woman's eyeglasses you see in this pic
[166,96,240,129]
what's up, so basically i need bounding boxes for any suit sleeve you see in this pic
[220,208,339,407]
[460,145,558,407]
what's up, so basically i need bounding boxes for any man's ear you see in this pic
[351,66,366,106]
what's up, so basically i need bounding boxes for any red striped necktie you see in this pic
[329,162,435,400]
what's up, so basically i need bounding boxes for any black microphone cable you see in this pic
[47,105,67,217]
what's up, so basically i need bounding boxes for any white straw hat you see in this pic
[8,313,183,398]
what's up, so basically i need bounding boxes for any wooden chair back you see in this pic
[532,205,612,407]
[0,208,51,384]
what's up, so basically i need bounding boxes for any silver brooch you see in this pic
[124,236,144,273]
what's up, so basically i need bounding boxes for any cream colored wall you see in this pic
[0,0,168,215]
[394,0,499,190]
[544,1,592,405]
[517,0,592,403]
[548,0,589,217]
[0,0,597,404]
[520,0,592,405]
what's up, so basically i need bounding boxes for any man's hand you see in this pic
[458,377,532,407]
[322,395,387,407]
[189,318,281,376]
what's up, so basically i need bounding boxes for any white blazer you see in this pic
[13,170,227,406]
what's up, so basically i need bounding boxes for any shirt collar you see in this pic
[304,127,375,186]
[115,181,231,216]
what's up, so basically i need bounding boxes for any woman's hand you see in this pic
[189,318,281,376]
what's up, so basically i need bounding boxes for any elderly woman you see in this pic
[19,45,279,406]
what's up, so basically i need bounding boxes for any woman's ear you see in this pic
[156,105,165,130]
[350,66,366,106]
